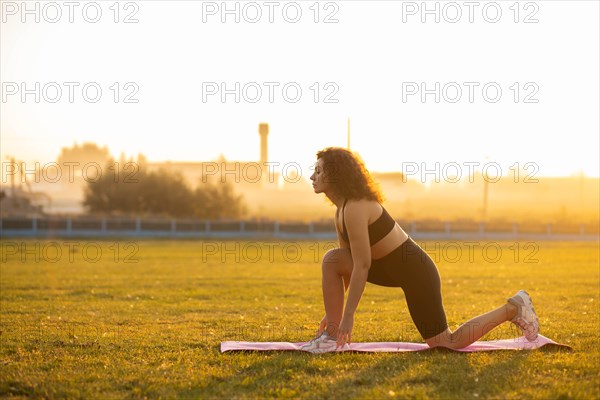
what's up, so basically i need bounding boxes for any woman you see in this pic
[300,147,539,353]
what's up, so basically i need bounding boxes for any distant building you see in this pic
[0,188,47,217]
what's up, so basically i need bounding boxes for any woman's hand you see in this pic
[336,314,354,348]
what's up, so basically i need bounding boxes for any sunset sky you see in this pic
[1,1,598,180]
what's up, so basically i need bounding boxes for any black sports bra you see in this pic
[337,198,396,246]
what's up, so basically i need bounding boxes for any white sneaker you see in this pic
[299,331,344,353]
[507,290,540,341]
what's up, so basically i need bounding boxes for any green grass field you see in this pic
[1,239,598,399]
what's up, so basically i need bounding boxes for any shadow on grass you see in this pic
[184,347,332,398]
[172,347,539,398]
[206,342,572,399]
[308,347,532,399]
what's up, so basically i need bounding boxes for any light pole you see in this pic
[347,117,351,150]
[482,156,490,222]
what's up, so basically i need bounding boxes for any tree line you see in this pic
[78,151,246,219]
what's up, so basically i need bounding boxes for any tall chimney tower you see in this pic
[259,123,269,164]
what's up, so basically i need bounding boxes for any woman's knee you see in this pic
[322,248,352,273]
[425,328,465,350]
[425,328,454,348]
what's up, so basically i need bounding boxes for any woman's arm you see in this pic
[336,200,372,347]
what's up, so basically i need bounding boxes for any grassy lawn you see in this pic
[1,239,598,399]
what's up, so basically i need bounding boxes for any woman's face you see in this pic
[310,158,330,194]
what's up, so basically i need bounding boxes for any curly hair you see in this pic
[316,147,384,203]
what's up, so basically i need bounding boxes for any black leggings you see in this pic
[367,236,448,340]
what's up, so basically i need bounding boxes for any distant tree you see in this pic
[83,156,141,214]
[83,155,246,219]
[192,181,247,219]
[137,168,195,217]
[57,142,112,172]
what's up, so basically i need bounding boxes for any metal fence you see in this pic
[1,216,598,241]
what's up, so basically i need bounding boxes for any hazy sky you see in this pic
[1,0,599,179]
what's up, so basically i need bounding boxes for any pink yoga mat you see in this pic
[221,334,572,353]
